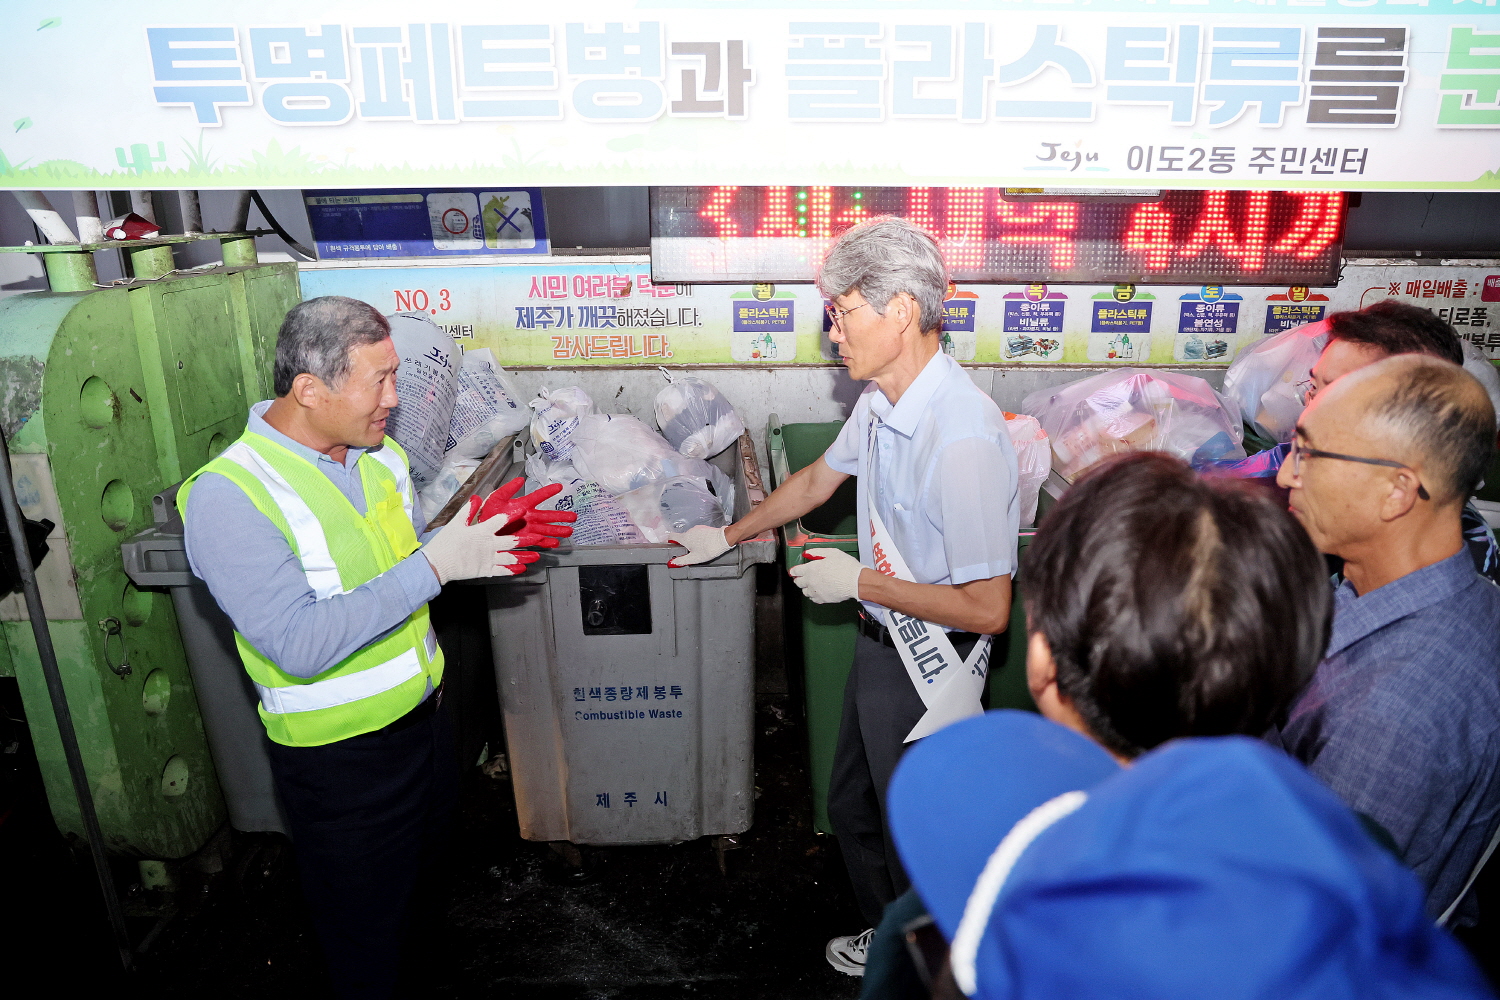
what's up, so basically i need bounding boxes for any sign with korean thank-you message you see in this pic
[1,1,1497,191]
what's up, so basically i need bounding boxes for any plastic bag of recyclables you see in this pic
[1003,412,1050,526]
[1221,320,1328,443]
[617,476,729,544]
[1021,369,1245,482]
[446,348,530,461]
[524,452,646,546]
[529,386,595,465]
[653,370,746,459]
[417,459,481,524]
[384,312,460,488]
[414,349,532,520]
[569,413,736,515]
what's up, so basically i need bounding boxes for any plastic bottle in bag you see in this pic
[1222,320,1329,442]
[1021,369,1244,482]
[385,313,460,487]
[653,371,746,459]
[417,459,480,523]
[616,476,727,543]
[446,348,529,461]
[529,386,595,465]
[570,413,736,509]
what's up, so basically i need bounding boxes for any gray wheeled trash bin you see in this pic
[121,487,289,835]
[488,433,775,846]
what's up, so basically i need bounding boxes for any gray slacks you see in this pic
[828,631,977,927]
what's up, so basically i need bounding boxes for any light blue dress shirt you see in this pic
[823,351,1020,627]
[184,401,441,680]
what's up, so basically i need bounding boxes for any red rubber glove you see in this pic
[465,477,578,548]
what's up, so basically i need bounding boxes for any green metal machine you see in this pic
[0,236,298,860]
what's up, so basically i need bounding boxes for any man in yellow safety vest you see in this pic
[180,295,572,998]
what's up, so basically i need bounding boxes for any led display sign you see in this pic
[650,187,1346,287]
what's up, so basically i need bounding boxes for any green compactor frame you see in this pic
[0,241,298,862]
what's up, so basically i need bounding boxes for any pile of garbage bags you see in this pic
[381,316,743,544]
[1021,369,1245,483]
[382,314,532,521]
[526,381,738,545]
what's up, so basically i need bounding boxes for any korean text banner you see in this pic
[4,1,1496,192]
[294,259,1500,365]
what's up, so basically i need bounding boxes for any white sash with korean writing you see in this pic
[868,505,993,743]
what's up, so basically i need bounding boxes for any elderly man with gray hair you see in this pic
[670,218,1021,975]
[180,295,571,997]
[1272,353,1500,928]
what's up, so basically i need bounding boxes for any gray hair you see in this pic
[273,296,391,396]
[817,216,948,334]
[1360,355,1496,504]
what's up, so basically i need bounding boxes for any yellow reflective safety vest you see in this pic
[178,430,444,747]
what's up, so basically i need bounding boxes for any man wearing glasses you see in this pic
[1272,353,1500,927]
[669,217,1020,976]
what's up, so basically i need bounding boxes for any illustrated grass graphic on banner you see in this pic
[1,2,1497,191]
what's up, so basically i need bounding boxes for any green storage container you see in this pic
[768,416,1037,835]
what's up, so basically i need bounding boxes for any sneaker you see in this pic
[825,927,876,976]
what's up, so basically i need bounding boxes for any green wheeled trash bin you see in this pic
[768,416,1039,835]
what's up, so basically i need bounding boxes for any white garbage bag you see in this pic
[446,349,529,461]
[570,413,736,509]
[1222,320,1329,442]
[529,386,595,465]
[417,459,480,524]
[1021,369,1245,482]
[616,476,729,543]
[1003,412,1050,526]
[654,371,746,459]
[385,312,460,487]
[535,475,646,546]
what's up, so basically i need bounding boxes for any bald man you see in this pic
[1273,355,1500,924]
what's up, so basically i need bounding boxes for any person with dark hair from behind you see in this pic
[1205,298,1500,583]
[861,451,1318,998]
[869,452,1495,1000]
[1272,354,1500,927]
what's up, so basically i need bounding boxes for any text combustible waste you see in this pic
[576,709,686,721]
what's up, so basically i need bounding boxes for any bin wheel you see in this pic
[713,835,743,876]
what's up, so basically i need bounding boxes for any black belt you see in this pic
[370,682,443,737]
[857,609,980,649]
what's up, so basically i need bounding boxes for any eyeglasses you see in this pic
[1287,436,1430,501]
[824,302,870,329]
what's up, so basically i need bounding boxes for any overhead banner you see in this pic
[296,258,1500,365]
[2,2,1498,191]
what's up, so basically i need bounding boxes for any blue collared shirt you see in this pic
[823,351,1020,626]
[183,401,441,680]
[1276,548,1500,921]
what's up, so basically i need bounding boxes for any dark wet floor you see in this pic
[3,673,868,997]
[140,694,865,999]
[5,570,1500,996]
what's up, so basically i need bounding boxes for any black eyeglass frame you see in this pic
[1288,437,1430,501]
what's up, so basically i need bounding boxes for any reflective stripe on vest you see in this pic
[252,626,439,716]
[218,439,345,600]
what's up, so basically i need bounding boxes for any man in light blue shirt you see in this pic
[669,218,1020,975]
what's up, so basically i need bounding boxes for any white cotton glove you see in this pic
[421,517,538,584]
[788,548,865,604]
[667,525,731,567]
